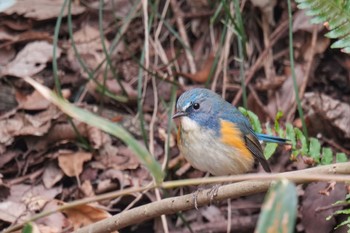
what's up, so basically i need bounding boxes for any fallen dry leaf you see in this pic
[42,161,64,189]
[4,0,85,20]
[303,92,350,147]
[2,41,61,77]
[62,203,113,231]
[0,184,62,223]
[35,200,66,232]
[80,180,95,197]
[58,151,92,177]
[177,54,215,83]
[267,64,306,117]
[17,90,51,110]
[67,24,109,76]
[301,182,347,233]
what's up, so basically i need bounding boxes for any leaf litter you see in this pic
[0,0,349,232]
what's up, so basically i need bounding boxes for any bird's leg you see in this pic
[207,184,221,205]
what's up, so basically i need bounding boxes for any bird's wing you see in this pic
[244,133,271,172]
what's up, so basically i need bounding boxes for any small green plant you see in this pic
[327,194,350,232]
[296,0,350,53]
[239,107,348,164]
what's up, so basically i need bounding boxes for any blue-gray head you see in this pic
[173,88,231,131]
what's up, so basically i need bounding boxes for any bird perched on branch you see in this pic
[173,88,287,177]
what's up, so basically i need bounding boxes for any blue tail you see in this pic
[256,133,289,144]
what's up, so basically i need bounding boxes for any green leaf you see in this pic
[286,123,296,148]
[23,77,164,184]
[22,223,35,233]
[321,147,333,165]
[295,128,308,155]
[309,137,321,162]
[336,153,348,163]
[264,143,278,160]
[239,107,262,133]
[256,179,297,233]
[334,209,350,215]
[274,111,284,137]
[334,216,350,230]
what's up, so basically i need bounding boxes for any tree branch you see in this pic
[75,162,350,233]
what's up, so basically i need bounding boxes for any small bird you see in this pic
[173,88,287,176]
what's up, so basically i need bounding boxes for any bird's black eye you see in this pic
[193,103,200,110]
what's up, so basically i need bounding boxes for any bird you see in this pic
[173,88,288,177]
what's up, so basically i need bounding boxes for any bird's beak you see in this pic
[172,111,187,119]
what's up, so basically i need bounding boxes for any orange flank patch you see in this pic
[220,120,253,160]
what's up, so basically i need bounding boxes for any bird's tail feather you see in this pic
[256,133,289,144]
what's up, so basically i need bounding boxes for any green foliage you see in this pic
[337,153,348,163]
[327,194,350,231]
[309,138,321,162]
[295,0,350,53]
[321,147,333,165]
[240,107,348,164]
[239,107,262,133]
[22,223,34,233]
[264,142,278,160]
[256,179,297,233]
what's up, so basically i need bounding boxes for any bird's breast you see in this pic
[178,117,254,176]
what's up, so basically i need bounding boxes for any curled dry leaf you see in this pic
[3,0,85,20]
[0,109,59,148]
[58,151,92,177]
[2,41,61,77]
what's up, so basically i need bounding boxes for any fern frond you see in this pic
[295,0,350,53]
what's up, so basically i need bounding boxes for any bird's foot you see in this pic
[192,188,204,210]
[207,184,220,205]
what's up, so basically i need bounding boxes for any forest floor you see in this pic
[0,0,350,232]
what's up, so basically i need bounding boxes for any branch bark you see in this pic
[75,163,350,233]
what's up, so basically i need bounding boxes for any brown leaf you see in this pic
[3,0,85,20]
[2,41,61,77]
[301,182,347,233]
[17,90,51,110]
[303,93,350,146]
[67,25,108,75]
[58,151,92,177]
[43,162,64,189]
[178,54,215,83]
[62,204,113,231]
[36,200,66,232]
[267,64,306,117]
[0,184,62,223]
